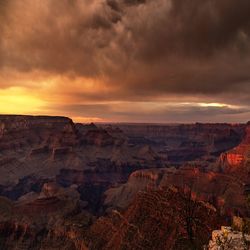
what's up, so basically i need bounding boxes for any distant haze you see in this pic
[0,0,250,123]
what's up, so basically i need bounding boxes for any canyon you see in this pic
[0,115,249,249]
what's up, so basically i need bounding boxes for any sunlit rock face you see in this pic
[105,123,250,216]
[105,121,250,217]
[221,153,244,166]
[219,123,250,175]
[207,226,250,250]
[104,167,247,217]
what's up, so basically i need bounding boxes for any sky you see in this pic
[0,0,250,123]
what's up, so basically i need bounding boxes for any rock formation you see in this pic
[89,187,222,250]
[107,123,245,164]
[207,226,250,250]
[0,115,249,249]
[219,123,250,177]
[104,167,247,217]
[0,115,163,208]
[0,184,91,250]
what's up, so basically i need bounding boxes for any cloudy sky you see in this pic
[0,0,250,123]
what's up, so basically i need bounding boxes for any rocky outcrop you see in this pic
[207,226,250,250]
[83,130,115,147]
[0,115,79,185]
[89,187,222,250]
[104,169,163,209]
[0,115,78,150]
[219,124,250,176]
[75,122,98,133]
[0,176,50,200]
[0,184,91,250]
[104,167,247,217]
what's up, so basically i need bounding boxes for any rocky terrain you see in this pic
[0,115,249,249]
[207,226,250,250]
[104,167,246,216]
[104,122,250,217]
[0,182,91,250]
[88,187,223,250]
[219,122,250,176]
[105,123,246,165]
[0,183,223,250]
[0,115,163,213]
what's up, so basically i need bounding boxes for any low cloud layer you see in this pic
[46,102,250,123]
[0,0,250,122]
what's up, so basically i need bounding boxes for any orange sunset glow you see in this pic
[1,1,250,249]
[0,0,249,123]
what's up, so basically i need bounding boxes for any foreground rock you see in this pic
[89,187,223,250]
[0,183,91,250]
[207,226,250,250]
[219,123,250,177]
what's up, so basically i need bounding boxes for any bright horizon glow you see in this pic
[0,87,46,114]
[0,84,248,123]
[72,116,104,123]
[198,103,227,108]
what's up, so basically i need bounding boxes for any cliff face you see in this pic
[104,123,250,217]
[115,123,245,139]
[0,115,79,186]
[104,123,245,164]
[219,124,250,177]
[104,167,246,217]
[0,116,244,190]
[0,115,78,150]
[89,187,222,250]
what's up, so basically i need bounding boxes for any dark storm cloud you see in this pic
[135,0,250,59]
[0,0,250,103]
[0,0,9,67]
